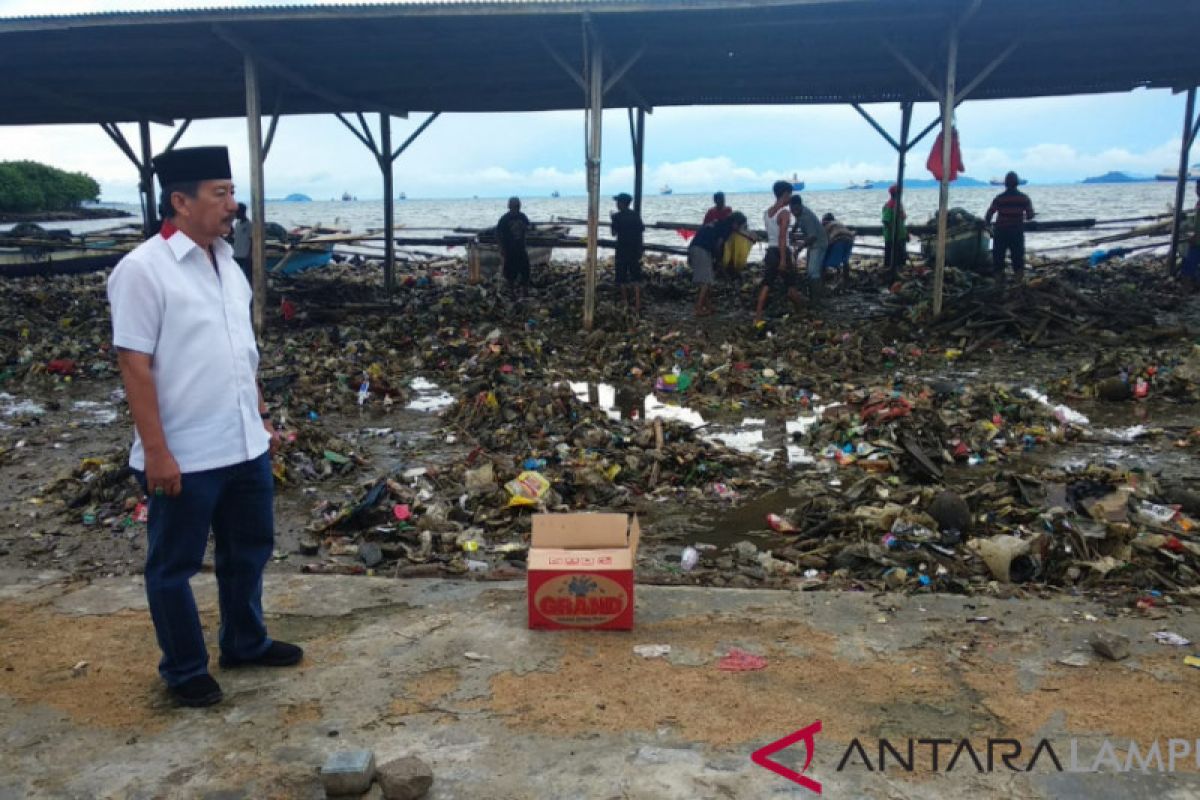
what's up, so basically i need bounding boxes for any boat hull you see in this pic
[920,225,992,270]
[0,246,124,277]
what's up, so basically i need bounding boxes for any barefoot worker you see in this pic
[754,180,806,326]
[985,171,1036,280]
[611,192,646,315]
[107,146,303,708]
[497,196,534,293]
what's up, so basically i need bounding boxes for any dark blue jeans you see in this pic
[135,451,274,686]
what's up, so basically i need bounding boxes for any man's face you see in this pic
[509,199,520,213]
[176,180,237,240]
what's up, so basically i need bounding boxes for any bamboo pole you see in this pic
[380,113,396,293]
[1168,87,1197,276]
[582,29,603,331]
[890,101,913,277]
[244,53,267,336]
[932,27,958,317]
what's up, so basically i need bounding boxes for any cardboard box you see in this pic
[527,513,640,630]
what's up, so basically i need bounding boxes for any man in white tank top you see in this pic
[754,180,806,325]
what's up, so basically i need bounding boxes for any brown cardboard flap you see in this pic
[527,547,634,570]
[531,513,635,549]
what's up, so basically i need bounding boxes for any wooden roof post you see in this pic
[244,52,267,336]
[137,120,158,238]
[1168,86,1197,275]
[891,101,913,280]
[631,106,645,216]
[381,112,396,293]
[932,26,958,318]
[582,20,603,331]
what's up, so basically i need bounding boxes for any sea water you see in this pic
[6,182,1180,260]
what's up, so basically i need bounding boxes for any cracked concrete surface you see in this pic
[1,569,1199,799]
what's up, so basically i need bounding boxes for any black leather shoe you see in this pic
[219,640,304,669]
[169,674,223,707]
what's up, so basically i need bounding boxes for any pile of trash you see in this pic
[296,379,774,576]
[1061,344,1200,404]
[887,261,1193,355]
[291,369,1094,582]
[0,273,116,384]
[39,447,140,530]
[679,466,1200,603]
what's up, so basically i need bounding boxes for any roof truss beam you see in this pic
[212,24,408,118]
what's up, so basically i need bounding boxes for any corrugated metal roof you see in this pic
[0,0,834,25]
[1,0,1197,124]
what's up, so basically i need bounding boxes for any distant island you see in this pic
[900,176,989,188]
[0,159,132,222]
[1081,171,1153,184]
[279,193,312,202]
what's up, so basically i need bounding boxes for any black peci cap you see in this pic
[152,146,232,185]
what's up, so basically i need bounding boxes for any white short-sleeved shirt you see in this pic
[107,220,269,473]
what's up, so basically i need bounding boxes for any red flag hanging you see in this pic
[676,228,696,241]
[926,126,965,182]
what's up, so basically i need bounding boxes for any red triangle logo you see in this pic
[750,720,823,793]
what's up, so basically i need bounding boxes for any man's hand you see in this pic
[264,418,281,455]
[144,447,182,497]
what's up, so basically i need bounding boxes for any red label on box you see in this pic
[528,570,633,630]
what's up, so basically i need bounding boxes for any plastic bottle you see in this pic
[680,546,700,572]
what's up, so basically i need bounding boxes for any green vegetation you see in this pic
[0,161,100,213]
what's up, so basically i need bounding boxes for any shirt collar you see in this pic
[159,220,231,262]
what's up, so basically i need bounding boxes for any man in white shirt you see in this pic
[107,146,301,708]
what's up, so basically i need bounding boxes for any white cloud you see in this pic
[964,139,1181,180]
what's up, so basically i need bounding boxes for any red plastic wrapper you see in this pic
[717,648,768,672]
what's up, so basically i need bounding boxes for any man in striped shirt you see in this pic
[985,171,1035,279]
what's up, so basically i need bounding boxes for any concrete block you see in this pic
[377,756,433,800]
[1089,632,1131,661]
[320,749,376,797]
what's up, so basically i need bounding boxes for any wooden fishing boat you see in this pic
[469,224,571,276]
[267,225,347,275]
[0,244,128,277]
[919,208,991,270]
[1,222,340,278]
[0,223,137,277]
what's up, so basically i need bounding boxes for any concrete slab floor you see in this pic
[1,569,1200,799]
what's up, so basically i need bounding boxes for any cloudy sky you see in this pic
[0,0,1190,201]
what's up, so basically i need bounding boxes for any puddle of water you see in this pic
[71,400,118,426]
[685,487,804,548]
[1096,425,1149,442]
[567,380,822,466]
[1022,387,1090,426]
[406,377,455,413]
[0,392,46,418]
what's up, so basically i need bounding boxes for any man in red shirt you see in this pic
[703,192,733,225]
[985,171,1035,279]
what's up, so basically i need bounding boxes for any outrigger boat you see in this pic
[0,222,341,277]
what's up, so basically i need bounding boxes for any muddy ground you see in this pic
[3,571,1200,798]
[1,254,1198,604]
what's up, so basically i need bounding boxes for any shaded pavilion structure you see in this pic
[2,0,1199,331]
